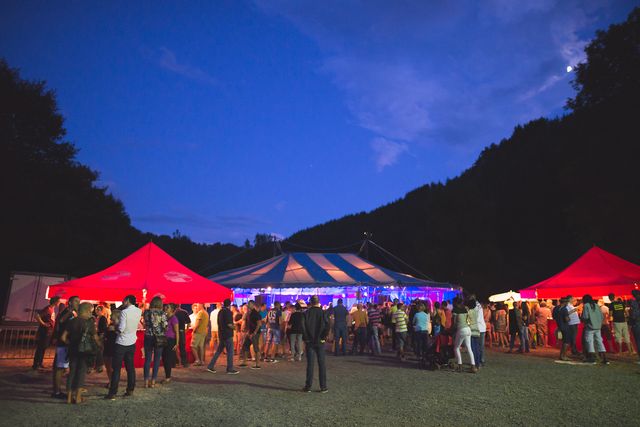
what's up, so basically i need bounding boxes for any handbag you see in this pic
[78,319,98,355]
[555,329,563,340]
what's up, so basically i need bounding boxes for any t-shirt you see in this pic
[54,307,75,347]
[567,304,580,325]
[444,309,452,329]
[557,306,570,331]
[218,308,234,340]
[352,310,368,328]
[210,308,220,332]
[393,310,408,332]
[65,317,95,357]
[413,311,429,332]
[289,311,304,334]
[194,310,209,335]
[166,315,178,339]
[609,301,626,323]
[367,308,382,327]
[333,304,348,326]
[247,310,262,334]
[174,308,190,331]
[536,307,552,324]
[582,303,603,330]
[37,305,55,333]
[267,309,281,329]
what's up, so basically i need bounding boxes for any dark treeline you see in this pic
[286,8,640,298]
[2,8,639,303]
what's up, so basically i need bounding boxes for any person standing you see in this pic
[302,296,329,393]
[351,303,368,355]
[32,296,60,370]
[535,301,552,347]
[52,296,79,399]
[451,298,476,373]
[190,303,209,366]
[207,299,238,374]
[392,302,409,360]
[412,304,429,358]
[608,293,635,355]
[241,301,262,370]
[162,304,180,383]
[94,305,107,373]
[557,297,573,361]
[106,295,142,400]
[473,298,486,367]
[289,303,305,361]
[266,301,282,362]
[143,296,167,388]
[566,296,580,355]
[174,305,191,367]
[581,294,609,365]
[209,303,220,353]
[367,303,382,356]
[508,301,525,353]
[332,298,348,356]
[629,290,640,364]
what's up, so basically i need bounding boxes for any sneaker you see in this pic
[207,368,216,373]
[269,359,279,364]
[302,386,311,393]
[320,388,328,393]
[238,363,248,368]
[601,360,610,365]
[104,394,116,401]
[227,370,240,375]
[250,365,261,370]
[52,392,66,399]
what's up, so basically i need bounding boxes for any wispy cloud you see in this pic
[153,47,219,87]
[257,0,627,171]
[371,137,408,172]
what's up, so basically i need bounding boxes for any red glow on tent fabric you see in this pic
[520,246,640,299]
[47,242,232,303]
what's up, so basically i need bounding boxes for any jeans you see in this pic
[208,336,234,371]
[414,331,428,357]
[509,327,529,351]
[632,324,640,357]
[334,325,347,355]
[290,333,303,360]
[163,338,176,378]
[454,327,475,365]
[143,336,163,381]
[109,343,136,395]
[584,328,605,353]
[369,327,381,355]
[570,324,579,353]
[67,354,88,391]
[242,333,260,360]
[32,329,51,368]
[305,343,326,390]
[470,335,481,367]
[397,331,407,351]
[478,332,486,364]
[353,327,367,354]
[178,330,188,366]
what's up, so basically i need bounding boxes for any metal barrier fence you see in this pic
[0,325,54,359]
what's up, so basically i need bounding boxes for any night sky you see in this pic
[2,1,637,244]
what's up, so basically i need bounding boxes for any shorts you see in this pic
[613,322,631,343]
[55,346,69,369]
[191,332,206,349]
[267,328,281,346]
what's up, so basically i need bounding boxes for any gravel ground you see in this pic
[0,346,639,427]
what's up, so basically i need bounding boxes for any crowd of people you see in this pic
[31,289,640,403]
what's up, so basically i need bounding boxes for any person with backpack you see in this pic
[143,296,168,388]
[302,296,329,393]
[61,302,99,404]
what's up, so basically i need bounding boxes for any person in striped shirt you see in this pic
[393,303,409,360]
[367,304,382,355]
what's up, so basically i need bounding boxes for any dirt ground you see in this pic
[0,346,638,427]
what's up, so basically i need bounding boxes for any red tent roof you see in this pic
[520,246,640,299]
[48,242,232,303]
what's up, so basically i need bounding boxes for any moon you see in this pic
[566,65,573,73]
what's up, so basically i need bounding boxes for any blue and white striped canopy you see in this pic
[209,252,452,289]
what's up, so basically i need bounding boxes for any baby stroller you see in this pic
[418,335,454,370]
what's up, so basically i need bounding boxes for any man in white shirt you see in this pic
[209,304,220,352]
[106,295,142,400]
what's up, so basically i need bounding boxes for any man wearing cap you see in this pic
[302,296,329,393]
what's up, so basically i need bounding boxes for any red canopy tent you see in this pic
[47,242,232,303]
[520,246,640,299]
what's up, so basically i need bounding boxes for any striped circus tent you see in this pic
[209,252,453,290]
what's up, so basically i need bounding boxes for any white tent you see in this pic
[488,290,521,302]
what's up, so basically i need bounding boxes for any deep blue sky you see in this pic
[2,1,637,244]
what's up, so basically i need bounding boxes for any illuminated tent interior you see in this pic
[209,252,459,306]
[520,246,640,299]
